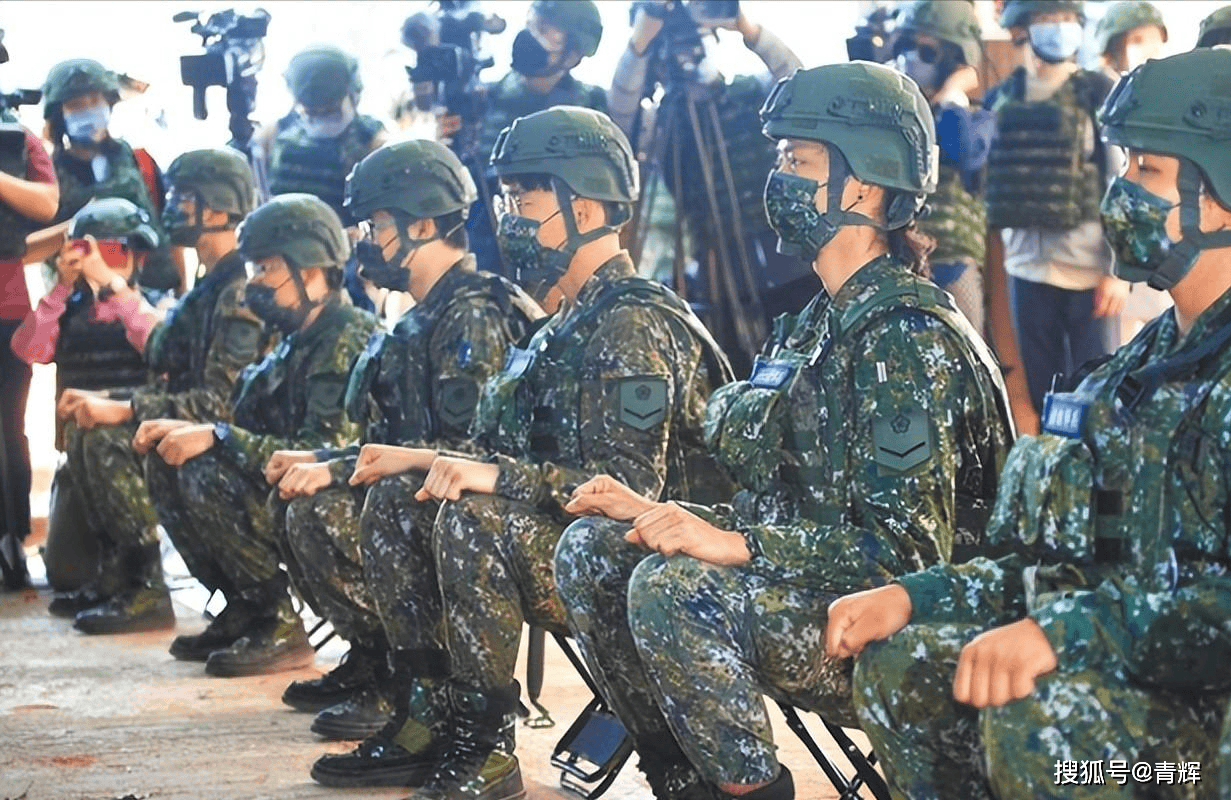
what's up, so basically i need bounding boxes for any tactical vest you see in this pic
[706,270,1010,551]
[0,124,32,260]
[53,139,178,291]
[474,275,734,505]
[267,113,383,220]
[985,68,1109,231]
[53,285,149,396]
[344,270,541,447]
[923,163,987,267]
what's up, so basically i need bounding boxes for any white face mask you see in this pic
[302,99,356,139]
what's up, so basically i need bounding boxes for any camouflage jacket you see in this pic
[322,257,542,483]
[899,286,1231,693]
[472,252,732,515]
[698,256,1014,591]
[131,251,266,424]
[216,294,376,479]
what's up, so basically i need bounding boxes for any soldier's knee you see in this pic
[626,554,674,638]
[852,632,917,698]
[554,516,621,603]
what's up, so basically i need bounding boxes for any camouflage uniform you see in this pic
[856,289,1231,800]
[436,251,729,691]
[281,258,537,647]
[148,295,373,603]
[597,256,1013,786]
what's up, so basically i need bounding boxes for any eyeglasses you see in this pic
[356,218,398,243]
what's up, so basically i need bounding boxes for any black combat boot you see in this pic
[48,546,123,617]
[407,682,525,800]
[311,648,453,787]
[204,574,313,677]
[310,633,396,739]
[636,731,723,800]
[283,633,388,713]
[169,597,252,661]
[73,543,175,634]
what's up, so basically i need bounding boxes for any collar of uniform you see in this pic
[570,251,637,312]
[1159,282,1231,357]
[418,253,479,314]
[291,291,348,347]
[825,254,906,337]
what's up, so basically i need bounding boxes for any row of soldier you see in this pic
[3,2,1231,800]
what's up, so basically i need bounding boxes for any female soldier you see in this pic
[831,48,1231,800]
[556,62,1015,799]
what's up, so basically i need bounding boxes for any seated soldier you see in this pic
[11,198,170,630]
[41,150,266,634]
[394,106,732,800]
[261,140,541,747]
[140,193,376,677]
[829,49,1231,800]
[556,63,1016,800]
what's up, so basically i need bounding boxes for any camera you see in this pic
[846,5,901,63]
[0,88,41,115]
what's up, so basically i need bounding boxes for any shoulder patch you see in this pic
[438,377,480,430]
[618,377,668,431]
[872,403,933,474]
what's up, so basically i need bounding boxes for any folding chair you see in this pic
[778,703,891,800]
[523,625,635,800]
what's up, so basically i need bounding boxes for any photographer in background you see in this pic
[38,59,185,295]
[0,28,60,590]
[611,0,808,376]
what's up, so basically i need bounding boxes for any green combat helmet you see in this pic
[1000,0,1085,30]
[163,147,257,246]
[68,197,161,250]
[898,0,984,66]
[237,193,350,270]
[1197,5,1231,48]
[1094,1,1166,56]
[344,139,478,288]
[1099,48,1231,288]
[42,58,120,117]
[759,62,938,259]
[530,0,603,57]
[490,106,638,298]
[285,45,361,109]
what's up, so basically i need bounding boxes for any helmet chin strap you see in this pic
[821,156,887,233]
[549,178,617,264]
[1152,159,1231,290]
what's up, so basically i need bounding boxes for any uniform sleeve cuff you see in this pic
[896,568,962,624]
[492,453,541,505]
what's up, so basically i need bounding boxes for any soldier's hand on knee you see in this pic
[825,585,913,659]
[156,423,216,466]
[952,618,1058,709]
[566,475,658,521]
[132,419,191,453]
[413,456,499,502]
[278,462,333,500]
[74,397,132,430]
[56,388,94,420]
[627,502,751,566]
[349,444,436,486]
[265,449,318,484]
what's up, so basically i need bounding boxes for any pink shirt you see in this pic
[9,281,161,365]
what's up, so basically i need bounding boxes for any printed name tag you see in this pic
[1041,392,1090,438]
[749,358,795,389]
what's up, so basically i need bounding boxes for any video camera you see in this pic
[0,88,41,116]
[174,7,270,156]
[846,5,901,63]
[402,1,504,162]
[633,1,739,90]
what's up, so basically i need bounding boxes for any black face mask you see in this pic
[243,276,311,336]
[354,240,409,292]
[511,28,563,78]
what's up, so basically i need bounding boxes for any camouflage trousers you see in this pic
[854,623,1226,800]
[627,552,856,786]
[145,449,280,594]
[279,483,380,643]
[358,472,444,653]
[66,420,160,551]
[554,516,679,748]
[434,493,569,690]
